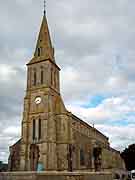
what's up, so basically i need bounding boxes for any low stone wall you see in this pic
[0,172,113,180]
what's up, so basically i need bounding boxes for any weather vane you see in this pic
[44,0,46,15]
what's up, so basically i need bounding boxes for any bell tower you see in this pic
[19,11,72,171]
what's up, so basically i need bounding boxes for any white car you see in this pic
[131,170,135,180]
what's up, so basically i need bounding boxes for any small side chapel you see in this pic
[8,10,125,172]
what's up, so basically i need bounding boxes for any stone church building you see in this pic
[8,12,125,172]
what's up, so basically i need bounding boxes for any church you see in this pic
[8,9,125,172]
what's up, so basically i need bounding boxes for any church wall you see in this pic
[35,143,48,170]
[0,172,113,180]
[71,129,93,170]
[102,148,125,170]
[47,143,57,170]
[57,144,69,171]
[56,113,73,171]
[70,115,125,171]
[8,140,21,171]
[19,142,27,171]
[27,60,59,93]
[56,114,71,143]
[102,148,114,170]
[71,116,109,149]
[27,61,49,89]
[20,89,59,171]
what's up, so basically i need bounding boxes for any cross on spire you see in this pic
[44,0,46,15]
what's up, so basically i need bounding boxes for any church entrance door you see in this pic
[29,144,39,171]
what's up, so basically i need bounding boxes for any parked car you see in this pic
[131,170,135,180]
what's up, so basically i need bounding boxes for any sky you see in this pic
[0,0,135,163]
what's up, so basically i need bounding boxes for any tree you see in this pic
[121,144,135,171]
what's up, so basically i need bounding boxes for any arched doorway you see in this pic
[29,144,39,171]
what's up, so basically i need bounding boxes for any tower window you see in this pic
[33,119,36,140]
[38,118,41,140]
[33,70,37,86]
[41,67,44,84]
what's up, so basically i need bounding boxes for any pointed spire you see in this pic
[28,7,55,65]
[34,13,54,60]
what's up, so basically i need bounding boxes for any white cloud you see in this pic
[66,96,134,124]
[3,126,20,136]
[0,64,17,81]
[96,124,135,151]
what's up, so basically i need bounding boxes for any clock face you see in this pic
[35,97,42,104]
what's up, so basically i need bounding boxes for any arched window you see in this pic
[38,118,41,140]
[41,67,44,84]
[33,119,36,140]
[33,70,36,86]
[80,149,85,166]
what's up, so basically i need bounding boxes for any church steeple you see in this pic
[34,13,54,59]
[26,11,60,93]
[28,13,55,65]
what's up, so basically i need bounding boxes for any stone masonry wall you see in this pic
[0,172,113,180]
